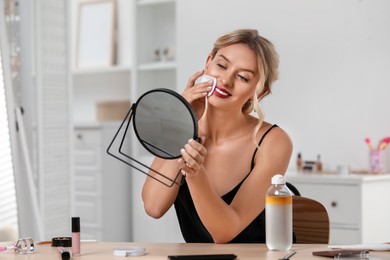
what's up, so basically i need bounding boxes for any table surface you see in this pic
[1,242,390,259]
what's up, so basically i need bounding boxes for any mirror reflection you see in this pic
[134,89,198,159]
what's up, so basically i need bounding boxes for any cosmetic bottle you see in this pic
[316,154,323,172]
[72,217,80,256]
[266,174,292,251]
[296,153,303,171]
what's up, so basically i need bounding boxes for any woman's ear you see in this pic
[204,54,213,70]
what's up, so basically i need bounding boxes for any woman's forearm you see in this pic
[142,157,182,218]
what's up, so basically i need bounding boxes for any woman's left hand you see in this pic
[178,138,207,177]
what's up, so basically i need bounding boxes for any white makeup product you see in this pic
[196,75,216,97]
[113,247,146,256]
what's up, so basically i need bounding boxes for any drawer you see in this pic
[74,173,99,193]
[293,183,361,226]
[74,129,101,147]
[330,227,360,245]
[74,148,100,166]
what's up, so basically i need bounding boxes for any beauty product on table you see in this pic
[57,247,71,260]
[113,247,146,257]
[266,174,293,251]
[72,217,80,256]
[1,237,35,254]
[51,237,72,247]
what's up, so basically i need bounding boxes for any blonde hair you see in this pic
[210,29,280,145]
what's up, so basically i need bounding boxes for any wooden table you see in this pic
[1,241,389,259]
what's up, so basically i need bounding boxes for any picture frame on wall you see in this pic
[76,0,116,69]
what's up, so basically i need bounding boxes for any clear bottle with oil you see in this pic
[266,174,293,251]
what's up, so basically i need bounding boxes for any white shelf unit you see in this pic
[131,0,176,96]
[73,65,131,76]
[130,0,177,159]
[128,0,183,243]
[71,0,182,243]
[72,68,131,122]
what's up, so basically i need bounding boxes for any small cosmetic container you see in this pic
[72,217,80,256]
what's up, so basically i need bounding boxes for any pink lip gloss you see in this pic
[57,247,70,260]
[72,217,80,256]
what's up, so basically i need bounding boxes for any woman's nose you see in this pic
[219,72,234,87]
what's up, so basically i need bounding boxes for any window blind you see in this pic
[0,48,19,236]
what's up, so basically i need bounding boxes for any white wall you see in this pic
[177,0,390,171]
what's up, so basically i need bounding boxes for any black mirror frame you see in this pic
[133,88,199,159]
[106,88,198,187]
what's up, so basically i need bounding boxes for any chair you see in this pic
[286,182,301,196]
[292,196,330,244]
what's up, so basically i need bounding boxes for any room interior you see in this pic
[1,0,390,246]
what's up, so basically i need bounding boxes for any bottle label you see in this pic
[266,196,292,205]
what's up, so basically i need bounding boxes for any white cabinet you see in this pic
[73,125,103,240]
[72,122,132,242]
[286,171,390,245]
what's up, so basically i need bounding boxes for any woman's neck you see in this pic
[199,106,255,145]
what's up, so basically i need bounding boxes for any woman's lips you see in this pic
[213,87,231,98]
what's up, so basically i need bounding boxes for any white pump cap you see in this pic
[271,174,286,185]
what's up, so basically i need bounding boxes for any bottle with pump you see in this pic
[266,174,293,251]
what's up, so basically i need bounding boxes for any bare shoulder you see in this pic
[259,122,292,148]
[255,122,293,172]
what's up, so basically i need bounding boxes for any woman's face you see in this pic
[204,43,260,111]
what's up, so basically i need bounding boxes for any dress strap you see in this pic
[250,124,279,170]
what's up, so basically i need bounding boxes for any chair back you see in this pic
[292,196,330,244]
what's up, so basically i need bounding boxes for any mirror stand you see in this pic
[106,104,183,187]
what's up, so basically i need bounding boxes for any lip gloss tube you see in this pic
[72,217,80,256]
[57,247,70,260]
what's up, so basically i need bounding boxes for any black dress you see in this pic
[173,125,278,243]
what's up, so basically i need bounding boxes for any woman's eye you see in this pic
[238,75,249,82]
[217,63,226,69]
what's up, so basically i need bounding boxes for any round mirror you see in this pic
[133,88,198,159]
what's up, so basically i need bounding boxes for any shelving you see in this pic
[138,60,175,71]
[137,0,175,6]
[128,0,183,243]
[73,65,130,76]
[130,0,177,153]
[132,0,176,96]
[71,0,180,242]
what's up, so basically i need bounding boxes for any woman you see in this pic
[142,29,292,243]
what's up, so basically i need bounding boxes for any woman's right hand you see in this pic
[182,70,213,119]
